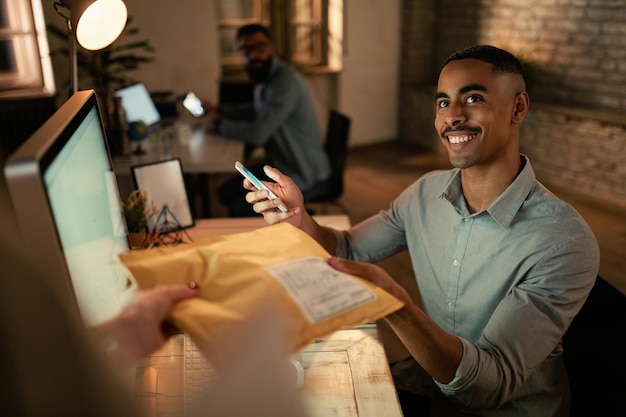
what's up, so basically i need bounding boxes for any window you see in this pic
[217,0,343,79]
[288,0,324,67]
[0,0,55,98]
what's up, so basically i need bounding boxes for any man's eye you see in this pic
[437,100,449,108]
[466,95,483,104]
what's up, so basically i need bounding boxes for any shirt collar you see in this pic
[440,155,536,228]
[254,57,282,89]
[264,57,282,82]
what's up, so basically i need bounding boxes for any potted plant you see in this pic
[122,190,156,249]
[47,16,156,129]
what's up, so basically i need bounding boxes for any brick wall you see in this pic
[435,0,626,112]
[522,105,626,211]
[397,0,439,150]
[400,0,626,212]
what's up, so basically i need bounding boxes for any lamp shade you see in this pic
[66,0,128,50]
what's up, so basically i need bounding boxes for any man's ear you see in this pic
[512,92,530,124]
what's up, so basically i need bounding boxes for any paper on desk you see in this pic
[119,223,403,363]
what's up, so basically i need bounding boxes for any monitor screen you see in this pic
[114,83,161,127]
[4,90,131,326]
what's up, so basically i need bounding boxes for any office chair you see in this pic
[306,110,351,215]
[562,276,626,417]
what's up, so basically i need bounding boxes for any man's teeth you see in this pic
[448,135,473,144]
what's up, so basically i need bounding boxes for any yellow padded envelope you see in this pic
[119,223,403,363]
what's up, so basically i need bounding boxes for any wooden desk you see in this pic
[137,216,403,417]
[185,215,353,241]
[113,123,244,217]
[302,324,403,417]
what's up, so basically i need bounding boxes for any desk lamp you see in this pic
[53,0,128,96]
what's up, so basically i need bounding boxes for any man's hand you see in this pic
[244,165,305,226]
[327,257,412,304]
[202,100,219,118]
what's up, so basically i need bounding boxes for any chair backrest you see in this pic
[324,110,351,200]
[562,276,626,416]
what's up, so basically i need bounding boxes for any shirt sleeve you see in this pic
[333,202,412,263]
[219,102,255,121]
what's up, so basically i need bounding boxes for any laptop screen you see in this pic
[114,83,161,127]
[5,90,131,326]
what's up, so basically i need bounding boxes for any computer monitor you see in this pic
[114,82,161,127]
[4,90,131,326]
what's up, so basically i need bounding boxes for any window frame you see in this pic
[217,0,341,79]
[0,0,55,98]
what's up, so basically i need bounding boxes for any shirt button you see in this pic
[452,259,459,266]
[447,301,453,307]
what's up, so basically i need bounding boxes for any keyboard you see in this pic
[183,333,217,413]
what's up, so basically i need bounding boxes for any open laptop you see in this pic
[114,82,162,128]
[4,90,215,414]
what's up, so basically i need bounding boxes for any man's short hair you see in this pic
[443,45,525,82]
[237,23,271,41]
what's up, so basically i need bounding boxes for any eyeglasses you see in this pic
[237,41,270,56]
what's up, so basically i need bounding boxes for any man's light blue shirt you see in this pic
[333,155,599,415]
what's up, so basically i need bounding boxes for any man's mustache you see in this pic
[441,125,481,137]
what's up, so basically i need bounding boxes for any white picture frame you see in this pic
[131,158,194,233]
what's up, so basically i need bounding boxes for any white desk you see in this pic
[112,126,243,175]
[112,123,244,217]
[137,216,403,417]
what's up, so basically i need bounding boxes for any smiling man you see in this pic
[244,45,600,416]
